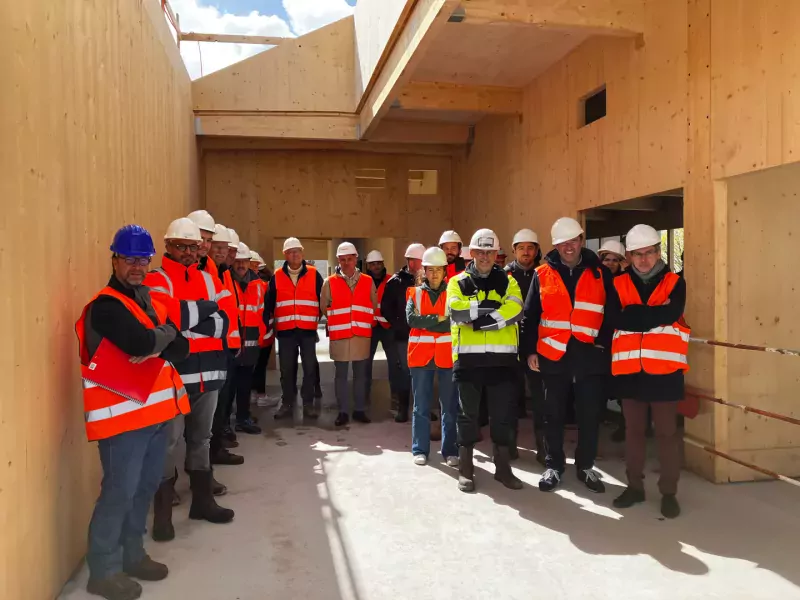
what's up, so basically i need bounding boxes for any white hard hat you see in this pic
[283,237,303,253]
[227,228,240,249]
[551,217,584,245]
[235,242,251,260]
[366,250,384,263]
[625,224,661,252]
[598,240,626,258]
[422,247,447,267]
[249,250,259,261]
[187,209,216,233]
[164,217,202,241]
[438,230,462,245]
[469,228,500,251]
[512,228,539,246]
[336,241,358,257]
[212,224,231,243]
[404,243,426,260]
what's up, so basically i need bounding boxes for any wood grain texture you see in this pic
[0,0,197,598]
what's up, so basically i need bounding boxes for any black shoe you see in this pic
[221,426,238,443]
[538,468,563,492]
[577,468,606,493]
[661,494,681,519]
[274,403,294,420]
[235,417,262,434]
[335,412,349,427]
[613,487,646,509]
[188,470,234,524]
[493,445,523,490]
[212,475,227,497]
[352,411,371,424]
[303,405,319,420]
[458,446,475,493]
[123,555,168,581]
[87,573,142,600]
[151,478,175,542]
[211,447,244,466]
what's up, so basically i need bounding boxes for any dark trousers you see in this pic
[623,399,680,495]
[211,352,237,454]
[87,422,169,579]
[251,345,273,394]
[523,366,545,434]
[335,359,368,413]
[457,378,516,448]
[542,374,605,472]
[234,364,255,422]
[279,333,317,407]
[366,326,403,400]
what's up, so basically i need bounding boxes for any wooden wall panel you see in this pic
[202,150,452,268]
[0,1,197,598]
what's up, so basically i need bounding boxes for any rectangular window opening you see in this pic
[408,169,438,195]
[580,86,606,128]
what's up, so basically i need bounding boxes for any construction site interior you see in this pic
[4,0,800,598]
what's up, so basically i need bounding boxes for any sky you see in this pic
[170,0,358,79]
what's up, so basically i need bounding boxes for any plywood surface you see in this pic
[192,17,357,113]
[0,1,197,598]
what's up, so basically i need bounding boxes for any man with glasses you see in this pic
[145,217,235,542]
[76,225,190,600]
[521,217,617,494]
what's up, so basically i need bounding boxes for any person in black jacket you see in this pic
[381,243,424,422]
[521,218,618,494]
[609,225,687,519]
[505,228,544,462]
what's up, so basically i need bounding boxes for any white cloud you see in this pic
[168,0,354,79]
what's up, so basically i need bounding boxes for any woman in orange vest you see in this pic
[76,225,190,600]
[609,224,689,519]
[407,247,459,466]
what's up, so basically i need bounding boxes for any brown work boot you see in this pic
[123,555,169,581]
[493,444,523,490]
[457,446,475,493]
[86,573,142,600]
[188,470,234,524]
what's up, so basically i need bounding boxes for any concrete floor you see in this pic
[60,364,800,600]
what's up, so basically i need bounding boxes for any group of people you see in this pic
[74,210,689,600]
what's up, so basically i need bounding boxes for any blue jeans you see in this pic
[87,422,170,580]
[411,367,458,458]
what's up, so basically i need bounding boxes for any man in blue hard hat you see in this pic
[76,225,190,600]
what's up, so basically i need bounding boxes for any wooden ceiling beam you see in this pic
[396,81,523,114]
[359,0,460,140]
[198,137,465,156]
[460,0,645,37]
[180,32,289,45]
[369,119,470,144]
[195,113,359,141]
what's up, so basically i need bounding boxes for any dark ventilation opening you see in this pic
[581,86,606,127]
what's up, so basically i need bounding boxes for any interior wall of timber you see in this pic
[202,150,452,269]
[0,1,197,598]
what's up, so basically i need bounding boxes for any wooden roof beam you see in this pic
[180,32,289,45]
[369,120,470,144]
[460,0,645,37]
[359,0,461,140]
[195,113,359,141]
[396,81,522,114]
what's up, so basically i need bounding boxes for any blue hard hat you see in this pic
[110,224,156,257]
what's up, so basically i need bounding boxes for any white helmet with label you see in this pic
[365,250,384,263]
[551,217,584,245]
[404,243,426,260]
[625,224,661,252]
[187,209,216,233]
[422,247,448,267]
[438,230,462,245]
[164,217,202,241]
[469,228,500,251]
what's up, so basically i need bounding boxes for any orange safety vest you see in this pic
[237,277,267,352]
[375,275,391,329]
[327,274,374,341]
[274,267,320,331]
[406,287,453,368]
[220,268,242,349]
[75,287,190,442]
[536,263,606,361]
[259,279,274,347]
[611,272,690,375]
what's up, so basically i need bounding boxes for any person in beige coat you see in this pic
[321,242,378,426]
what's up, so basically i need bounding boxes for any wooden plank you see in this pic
[369,119,470,144]
[359,0,460,139]
[180,32,288,45]
[397,81,523,113]
[461,0,645,36]
[195,113,360,140]
[198,136,464,155]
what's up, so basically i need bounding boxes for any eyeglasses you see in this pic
[171,242,200,252]
[631,249,659,259]
[116,256,152,266]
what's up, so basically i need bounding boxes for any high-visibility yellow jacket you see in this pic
[447,266,523,370]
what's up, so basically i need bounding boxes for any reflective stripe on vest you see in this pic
[611,272,690,375]
[75,287,191,441]
[536,264,606,361]
[374,276,390,328]
[274,267,320,331]
[407,286,453,368]
[327,274,374,340]
[236,278,266,353]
